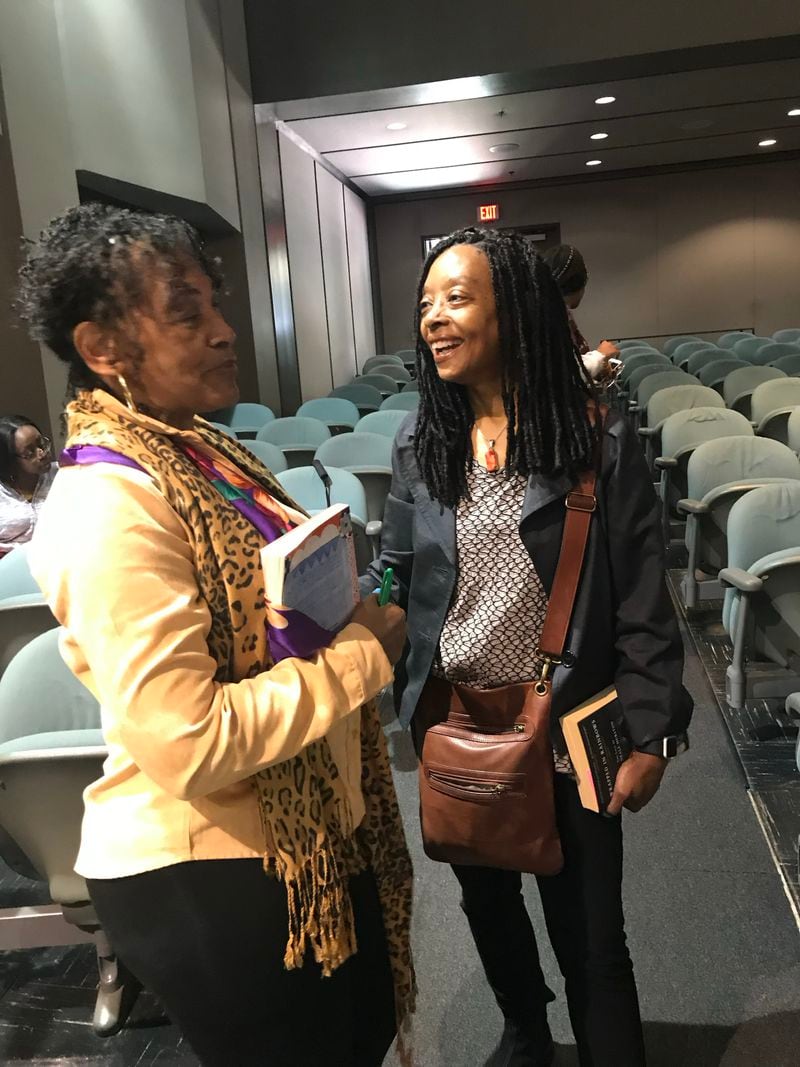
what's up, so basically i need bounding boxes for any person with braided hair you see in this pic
[364,228,691,1066]
[542,243,621,384]
[18,203,414,1066]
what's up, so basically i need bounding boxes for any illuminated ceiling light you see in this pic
[595,95,616,105]
[488,142,520,153]
[590,132,608,140]
[758,138,777,147]
[788,108,800,117]
[586,159,603,166]
[386,121,407,131]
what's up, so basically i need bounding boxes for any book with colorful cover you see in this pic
[559,686,632,813]
[260,503,359,662]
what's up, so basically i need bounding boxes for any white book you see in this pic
[259,503,359,661]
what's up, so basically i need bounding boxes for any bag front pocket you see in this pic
[425,763,526,803]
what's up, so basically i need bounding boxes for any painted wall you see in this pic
[373,159,800,352]
[276,130,376,403]
[0,0,281,434]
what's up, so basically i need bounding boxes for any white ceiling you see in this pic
[284,58,800,197]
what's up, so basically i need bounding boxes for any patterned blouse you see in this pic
[434,460,572,774]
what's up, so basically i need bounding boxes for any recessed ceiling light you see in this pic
[386,121,407,131]
[590,132,608,140]
[759,138,777,147]
[488,142,520,153]
[586,159,603,166]
[595,96,616,105]
[788,109,800,117]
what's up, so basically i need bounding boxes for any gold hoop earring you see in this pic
[117,374,139,414]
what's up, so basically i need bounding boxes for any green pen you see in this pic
[377,567,394,607]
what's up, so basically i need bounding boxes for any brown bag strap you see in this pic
[537,405,605,666]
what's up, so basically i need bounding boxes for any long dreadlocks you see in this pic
[413,227,597,509]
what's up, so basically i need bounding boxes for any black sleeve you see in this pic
[603,414,693,751]
[358,437,415,611]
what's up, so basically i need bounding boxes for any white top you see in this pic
[0,465,57,554]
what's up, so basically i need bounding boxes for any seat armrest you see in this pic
[677,498,708,516]
[628,401,639,413]
[638,426,656,438]
[365,520,383,539]
[718,567,763,594]
[654,456,677,470]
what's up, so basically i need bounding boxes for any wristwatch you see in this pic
[637,734,689,759]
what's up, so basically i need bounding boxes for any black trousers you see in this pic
[452,775,646,1067]
[88,860,396,1067]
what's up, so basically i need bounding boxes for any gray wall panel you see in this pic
[374,159,800,350]
[279,134,333,400]
[343,187,378,368]
[316,165,357,387]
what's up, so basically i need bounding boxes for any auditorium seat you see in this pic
[686,347,726,376]
[353,373,399,398]
[362,354,405,373]
[752,341,800,367]
[0,595,57,679]
[0,628,135,1035]
[257,416,330,468]
[239,439,288,473]
[732,336,773,362]
[718,331,753,350]
[672,340,717,369]
[394,348,417,370]
[631,370,695,429]
[402,380,420,392]
[723,365,786,419]
[364,363,412,385]
[381,392,418,412]
[314,433,393,525]
[772,354,800,377]
[296,397,360,434]
[276,466,379,568]
[697,358,749,393]
[617,346,660,364]
[329,383,382,417]
[355,410,408,438]
[638,383,724,468]
[678,437,800,609]
[655,407,753,544]
[0,546,41,601]
[663,335,704,358]
[773,329,800,345]
[617,339,657,351]
[216,403,275,439]
[619,352,671,383]
[720,482,800,708]
[751,378,800,443]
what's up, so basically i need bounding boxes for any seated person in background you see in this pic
[542,244,621,383]
[0,414,55,556]
[19,203,413,1066]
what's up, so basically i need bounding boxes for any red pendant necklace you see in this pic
[477,422,508,472]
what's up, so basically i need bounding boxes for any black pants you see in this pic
[88,860,396,1066]
[452,775,646,1067]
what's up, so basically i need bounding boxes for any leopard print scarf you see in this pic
[66,390,416,1032]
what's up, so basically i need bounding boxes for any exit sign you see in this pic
[478,203,500,222]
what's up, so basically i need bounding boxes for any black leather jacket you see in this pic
[361,408,693,755]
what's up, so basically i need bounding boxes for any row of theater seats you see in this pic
[615,329,800,779]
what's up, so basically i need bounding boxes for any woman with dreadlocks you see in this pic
[19,203,414,1066]
[363,227,691,1067]
[542,243,621,384]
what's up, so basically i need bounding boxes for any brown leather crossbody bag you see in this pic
[416,465,598,875]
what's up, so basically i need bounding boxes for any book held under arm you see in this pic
[260,503,360,662]
[560,686,632,813]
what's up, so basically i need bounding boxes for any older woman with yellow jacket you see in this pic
[20,204,414,1067]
